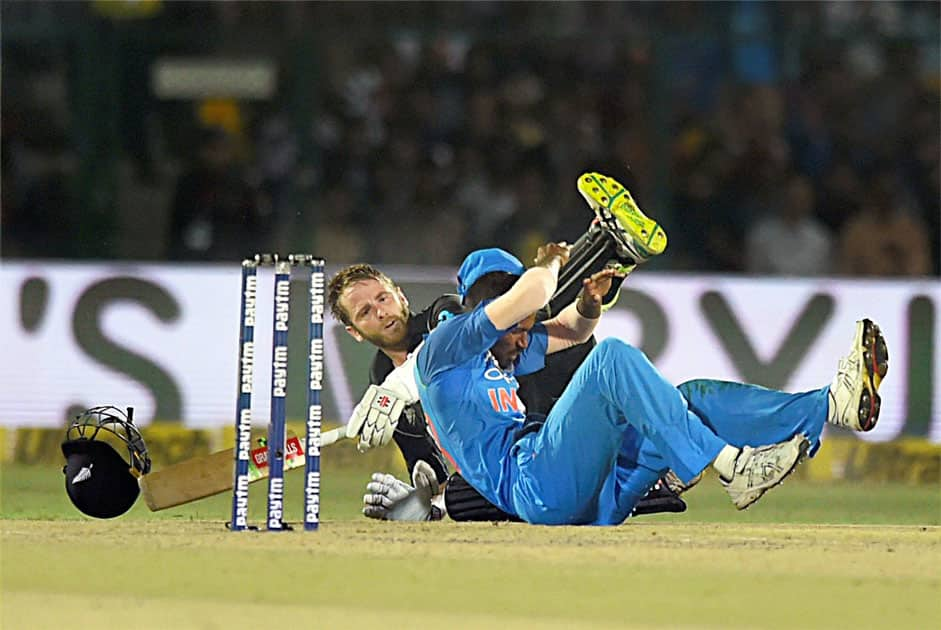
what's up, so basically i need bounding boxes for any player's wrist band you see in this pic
[576,297,601,319]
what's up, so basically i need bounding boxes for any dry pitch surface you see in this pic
[2,466,939,629]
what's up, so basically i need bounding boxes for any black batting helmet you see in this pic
[61,406,151,519]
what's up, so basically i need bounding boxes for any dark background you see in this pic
[2,1,938,276]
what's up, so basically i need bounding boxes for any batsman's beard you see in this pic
[357,313,410,352]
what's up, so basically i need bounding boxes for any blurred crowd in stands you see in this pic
[2,1,938,276]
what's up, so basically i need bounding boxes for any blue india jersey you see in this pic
[415,304,548,512]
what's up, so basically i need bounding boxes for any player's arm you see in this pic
[542,268,620,354]
[484,242,569,330]
[349,295,467,455]
[343,348,424,452]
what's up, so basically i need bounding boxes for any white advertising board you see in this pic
[1,262,938,443]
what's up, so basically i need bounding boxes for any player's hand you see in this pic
[534,242,571,269]
[576,268,622,316]
[362,461,442,521]
[581,268,620,304]
[344,350,421,453]
[344,385,405,452]
[410,459,440,496]
[363,472,413,520]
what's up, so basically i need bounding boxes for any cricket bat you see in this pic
[140,432,307,511]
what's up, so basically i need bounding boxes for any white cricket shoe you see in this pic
[721,434,810,510]
[828,318,889,432]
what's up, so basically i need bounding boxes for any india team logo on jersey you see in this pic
[483,366,516,384]
[483,357,525,414]
[487,387,523,413]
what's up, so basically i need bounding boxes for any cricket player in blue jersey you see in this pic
[414,187,888,524]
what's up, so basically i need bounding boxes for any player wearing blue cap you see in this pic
[331,172,887,524]
[415,237,887,524]
[328,172,693,521]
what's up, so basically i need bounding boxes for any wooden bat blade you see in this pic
[140,433,305,511]
[140,448,235,510]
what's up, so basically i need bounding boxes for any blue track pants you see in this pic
[509,338,827,525]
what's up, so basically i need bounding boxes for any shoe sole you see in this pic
[664,469,703,496]
[735,435,811,511]
[855,318,889,432]
[577,172,668,261]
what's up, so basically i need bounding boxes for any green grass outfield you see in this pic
[2,463,939,629]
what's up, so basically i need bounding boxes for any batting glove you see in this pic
[362,460,442,521]
[345,385,405,453]
[344,347,421,453]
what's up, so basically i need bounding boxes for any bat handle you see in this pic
[320,427,348,447]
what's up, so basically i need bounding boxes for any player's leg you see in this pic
[679,380,828,455]
[576,172,668,263]
[547,222,630,316]
[592,430,673,525]
[509,338,727,525]
[677,318,889,453]
[444,473,521,522]
[547,171,660,316]
[517,338,688,522]
[599,318,888,520]
[826,318,888,432]
[511,338,810,522]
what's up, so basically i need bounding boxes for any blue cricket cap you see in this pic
[456,248,525,300]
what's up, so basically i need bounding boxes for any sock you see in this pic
[826,387,839,426]
[712,445,740,480]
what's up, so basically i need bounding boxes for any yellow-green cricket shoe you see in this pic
[577,172,667,262]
